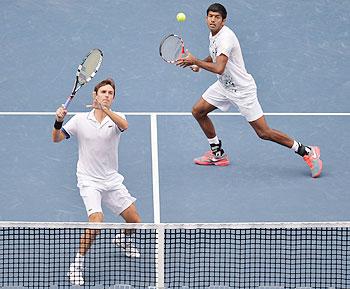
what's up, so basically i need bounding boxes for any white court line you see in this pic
[0,112,350,116]
[150,114,161,224]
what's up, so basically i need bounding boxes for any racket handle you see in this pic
[63,96,73,109]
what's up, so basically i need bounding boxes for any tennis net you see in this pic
[0,221,349,289]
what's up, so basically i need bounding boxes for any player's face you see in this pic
[96,84,115,108]
[206,11,226,35]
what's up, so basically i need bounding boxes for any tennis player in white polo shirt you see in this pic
[52,78,141,285]
[176,3,322,178]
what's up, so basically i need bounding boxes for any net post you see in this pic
[155,224,165,288]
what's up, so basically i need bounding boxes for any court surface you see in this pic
[0,0,349,225]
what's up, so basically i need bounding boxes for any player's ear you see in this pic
[92,91,97,98]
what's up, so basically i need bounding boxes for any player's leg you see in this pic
[245,99,322,178]
[192,82,231,166]
[103,185,141,257]
[249,115,294,148]
[79,212,103,255]
[237,86,322,177]
[192,97,217,139]
[249,116,322,177]
[112,204,141,258]
[69,187,103,285]
[120,203,141,224]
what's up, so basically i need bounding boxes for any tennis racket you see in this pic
[63,48,103,109]
[159,34,186,64]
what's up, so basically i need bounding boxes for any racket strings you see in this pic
[160,36,184,62]
[78,51,103,84]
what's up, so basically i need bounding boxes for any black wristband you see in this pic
[54,120,63,130]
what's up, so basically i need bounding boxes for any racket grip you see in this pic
[63,96,73,109]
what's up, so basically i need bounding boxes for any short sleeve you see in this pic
[62,114,79,139]
[216,32,235,58]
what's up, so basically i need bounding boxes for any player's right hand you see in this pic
[56,105,67,122]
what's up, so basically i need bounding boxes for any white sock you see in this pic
[208,136,219,145]
[291,140,299,152]
[74,253,85,266]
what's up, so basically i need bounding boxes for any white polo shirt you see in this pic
[62,110,126,190]
[209,25,256,91]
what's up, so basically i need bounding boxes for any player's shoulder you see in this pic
[221,26,237,39]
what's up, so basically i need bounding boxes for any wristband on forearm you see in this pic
[54,120,63,130]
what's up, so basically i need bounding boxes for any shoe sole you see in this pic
[312,159,323,178]
[194,160,230,166]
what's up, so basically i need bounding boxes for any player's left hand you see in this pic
[91,96,107,111]
[176,50,196,68]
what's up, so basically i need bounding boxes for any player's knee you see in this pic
[88,212,104,223]
[192,105,207,120]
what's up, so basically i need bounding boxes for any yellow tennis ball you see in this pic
[176,12,186,22]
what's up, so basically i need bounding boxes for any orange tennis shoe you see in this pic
[194,150,230,166]
[303,146,323,178]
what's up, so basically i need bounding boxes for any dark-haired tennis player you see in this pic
[176,3,322,178]
[52,78,141,285]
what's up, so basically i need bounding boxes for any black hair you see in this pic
[207,3,227,19]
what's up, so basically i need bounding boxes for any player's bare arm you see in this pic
[102,108,128,131]
[92,96,128,130]
[52,106,67,143]
[177,52,228,75]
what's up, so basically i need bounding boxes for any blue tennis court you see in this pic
[0,0,349,288]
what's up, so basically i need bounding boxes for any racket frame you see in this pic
[159,34,185,64]
[63,48,103,109]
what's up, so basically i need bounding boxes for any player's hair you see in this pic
[207,3,227,19]
[94,78,116,96]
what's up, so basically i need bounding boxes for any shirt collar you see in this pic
[210,25,226,40]
[87,109,111,127]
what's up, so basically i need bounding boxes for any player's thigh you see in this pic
[200,81,232,112]
[102,185,137,216]
[79,186,103,217]
[193,96,217,116]
[233,87,264,122]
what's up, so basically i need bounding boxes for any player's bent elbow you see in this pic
[216,67,225,75]
[121,122,128,131]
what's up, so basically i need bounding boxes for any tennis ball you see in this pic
[176,12,186,22]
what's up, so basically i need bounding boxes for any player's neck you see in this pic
[211,25,225,37]
[94,109,107,123]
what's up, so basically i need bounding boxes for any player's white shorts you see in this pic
[202,81,264,122]
[79,184,136,216]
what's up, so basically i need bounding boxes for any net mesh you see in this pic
[1,222,350,289]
